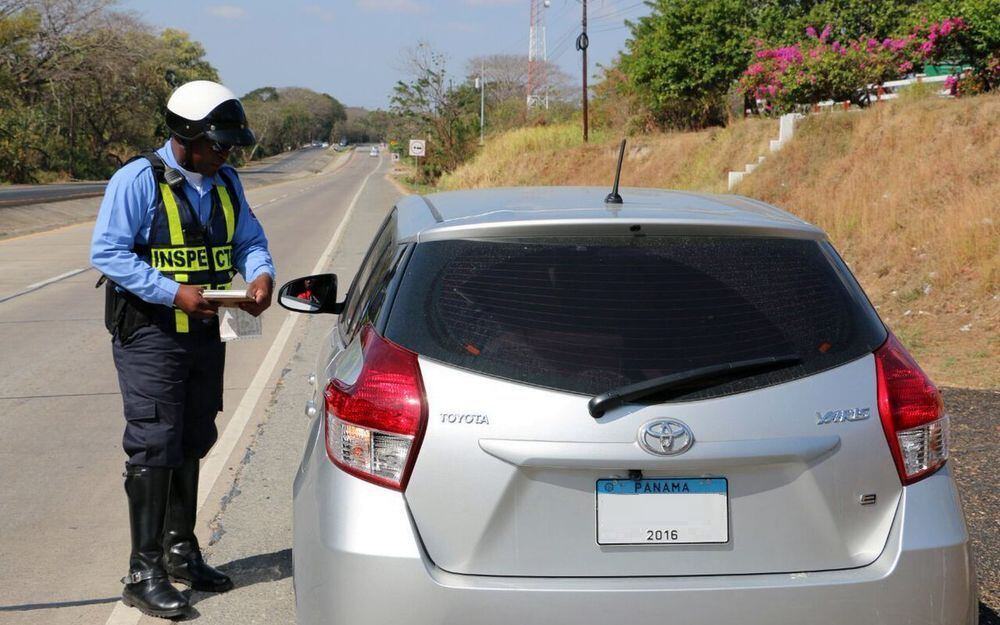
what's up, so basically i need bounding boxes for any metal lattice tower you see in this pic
[526,0,548,108]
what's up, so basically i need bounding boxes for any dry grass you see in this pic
[739,96,999,389]
[437,95,1000,388]
[439,118,777,192]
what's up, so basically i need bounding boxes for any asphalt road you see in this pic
[0,146,332,209]
[0,147,396,625]
[0,181,109,208]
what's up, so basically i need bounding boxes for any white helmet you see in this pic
[165,80,255,147]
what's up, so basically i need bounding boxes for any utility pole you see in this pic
[576,0,589,142]
[478,62,486,146]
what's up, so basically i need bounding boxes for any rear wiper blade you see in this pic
[587,355,802,419]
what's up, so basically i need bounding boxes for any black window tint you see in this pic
[357,244,408,333]
[385,236,886,400]
[340,211,396,340]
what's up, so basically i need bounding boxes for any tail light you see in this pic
[874,333,948,485]
[324,324,427,490]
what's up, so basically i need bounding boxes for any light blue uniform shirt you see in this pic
[90,140,275,307]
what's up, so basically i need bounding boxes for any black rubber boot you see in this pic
[163,457,234,593]
[122,464,189,619]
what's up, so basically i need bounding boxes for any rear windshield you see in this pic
[385,236,886,400]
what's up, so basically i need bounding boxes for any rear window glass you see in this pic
[384,236,886,400]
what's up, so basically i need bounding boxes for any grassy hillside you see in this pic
[436,95,999,389]
[439,118,778,193]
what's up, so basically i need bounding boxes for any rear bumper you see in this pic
[293,430,977,625]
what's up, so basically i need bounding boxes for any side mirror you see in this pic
[278,274,343,314]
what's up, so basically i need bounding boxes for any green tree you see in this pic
[242,87,347,159]
[0,1,220,181]
[157,28,219,89]
[619,0,755,129]
[389,43,479,183]
[919,0,1000,89]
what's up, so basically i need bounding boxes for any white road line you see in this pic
[103,157,382,625]
[0,266,91,304]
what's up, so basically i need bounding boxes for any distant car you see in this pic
[321,142,329,148]
[369,147,379,157]
[280,188,977,625]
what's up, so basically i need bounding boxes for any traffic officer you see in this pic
[90,80,275,619]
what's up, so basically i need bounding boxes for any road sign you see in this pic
[391,153,400,163]
[408,139,426,157]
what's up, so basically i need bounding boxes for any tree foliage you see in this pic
[618,0,756,129]
[242,86,347,159]
[332,107,394,144]
[388,43,480,183]
[0,0,219,182]
[611,0,997,130]
[919,0,1000,91]
[741,18,968,112]
[0,1,347,181]
[463,53,576,133]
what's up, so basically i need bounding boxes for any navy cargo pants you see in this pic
[112,320,226,468]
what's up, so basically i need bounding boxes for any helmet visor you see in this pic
[205,125,256,148]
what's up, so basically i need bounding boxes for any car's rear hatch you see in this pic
[387,234,900,577]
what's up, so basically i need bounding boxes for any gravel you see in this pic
[941,387,1000,624]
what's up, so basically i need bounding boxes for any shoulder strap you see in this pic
[125,151,166,182]
[121,152,168,254]
[132,151,203,239]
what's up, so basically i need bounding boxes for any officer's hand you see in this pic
[174,285,219,320]
[240,274,273,317]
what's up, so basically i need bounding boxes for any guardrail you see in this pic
[817,74,953,109]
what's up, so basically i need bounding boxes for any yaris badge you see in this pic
[638,419,694,456]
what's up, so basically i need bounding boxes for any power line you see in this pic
[588,1,646,24]
[546,21,584,62]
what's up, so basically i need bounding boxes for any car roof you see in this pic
[394,187,825,243]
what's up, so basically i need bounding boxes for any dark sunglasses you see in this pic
[210,141,236,154]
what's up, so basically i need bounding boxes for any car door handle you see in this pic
[478,435,841,470]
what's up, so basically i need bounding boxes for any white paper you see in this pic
[219,308,262,342]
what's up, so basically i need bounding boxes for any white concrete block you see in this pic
[779,113,797,142]
[728,171,745,190]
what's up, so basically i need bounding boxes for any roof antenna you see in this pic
[605,138,625,204]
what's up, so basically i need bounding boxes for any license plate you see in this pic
[596,478,729,545]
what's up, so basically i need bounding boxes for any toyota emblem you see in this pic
[638,419,694,456]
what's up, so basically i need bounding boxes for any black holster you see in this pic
[103,280,155,344]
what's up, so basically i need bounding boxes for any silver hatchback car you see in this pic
[279,187,977,625]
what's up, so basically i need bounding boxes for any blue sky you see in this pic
[119,0,650,109]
